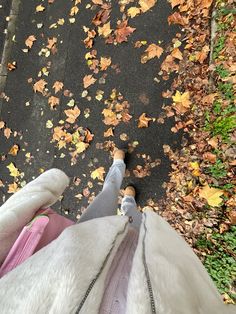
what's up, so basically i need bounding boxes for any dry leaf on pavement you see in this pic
[98,22,113,38]
[64,106,81,123]
[138,113,152,128]
[91,167,105,181]
[127,7,140,18]
[83,75,97,88]
[7,163,20,177]
[172,90,191,114]
[141,43,163,63]
[53,81,64,93]
[9,144,19,156]
[139,0,156,13]
[115,20,136,43]
[48,96,60,109]
[33,79,47,94]
[25,35,36,48]
[100,57,111,70]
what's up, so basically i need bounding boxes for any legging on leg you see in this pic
[79,159,126,223]
[121,196,142,230]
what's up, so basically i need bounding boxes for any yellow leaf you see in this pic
[7,163,20,177]
[199,184,224,207]
[76,142,88,153]
[127,7,140,18]
[98,22,112,38]
[36,4,45,12]
[139,0,156,12]
[9,144,19,156]
[91,167,105,181]
[172,90,191,114]
[189,161,200,176]
[70,6,79,16]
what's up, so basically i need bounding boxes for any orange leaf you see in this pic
[168,12,188,26]
[8,182,19,194]
[83,75,97,88]
[53,81,64,94]
[47,37,57,50]
[25,35,36,48]
[0,121,5,129]
[64,106,81,123]
[9,144,19,156]
[4,128,12,139]
[139,0,156,13]
[48,96,60,109]
[138,113,152,128]
[104,127,114,137]
[141,43,163,63]
[33,79,47,94]
[171,47,183,60]
[100,57,111,70]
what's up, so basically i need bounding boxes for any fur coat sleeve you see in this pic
[0,169,234,314]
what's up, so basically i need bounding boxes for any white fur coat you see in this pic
[0,169,234,313]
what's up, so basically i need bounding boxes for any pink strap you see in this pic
[0,215,49,278]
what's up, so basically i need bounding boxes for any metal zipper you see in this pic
[75,221,129,313]
[142,213,156,313]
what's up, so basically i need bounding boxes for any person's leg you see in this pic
[120,187,142,230]
[79,152,126,223]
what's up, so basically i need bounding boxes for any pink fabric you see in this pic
[0,208,75,278]
[99,227,138,314]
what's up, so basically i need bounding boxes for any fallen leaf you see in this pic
[7,62,17,71]
[100,57,111,70]
[92,0,103,4]
[47,37,57,50]
[171,47,183,60]
[104,127,114,137]
[75,142,88,153]
[189,161,200,176]
[8,182,19,193]
[138,113,152,128]
[0,121,5,129]
[25,35,36,48]
[172,90,191,114]
[64,106,81,123]
[102,108,119,126]
[207,137,218,149]
[33,79,47,94]
[70,6,79,16]
[141,43,163,63]
[4,128,12,139]
[229,211,236,225]
[9,144,19,156]
[98,22,112,38]
[139,0,156,12]
[170,0,182,8]
[195,45,210,64]
[199,184,224,207]
[36,4,45,12]
[115,20,136,43]
[91,167,105,181]
[203,152,217,164]
[168,12,188,26]
[83,75,97,88]
[48,96,60,109]
[7,162,20,177]
[127,7,140,18]
[53,81,64,93]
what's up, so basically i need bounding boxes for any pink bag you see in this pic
[0,208,75,278]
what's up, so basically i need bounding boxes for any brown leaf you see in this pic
[203,152,216,164]
[168,12,188,26]
[48,96,60,109]
[64,106,81,123]
[33,79,47,94]
[7,62,17,71]
[70,6,79,16]
[25,35,36,48]
[195,45,210,64]
[229,211,236,225]
[207,137,218,149]
[141,43,163,63]
[53,81,64,94]
[92,8,111,26]
[83,75,97,88]
[102,109,119,126]
[138,113,152,128]
[115,20,136,43]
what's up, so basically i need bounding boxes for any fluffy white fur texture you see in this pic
[0,168,70,265]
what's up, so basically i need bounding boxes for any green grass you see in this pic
[215,65,229,78]
[207,159,227,179]
[196,226,236,301]
[213,36,225,59]
[212,115,236,141]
